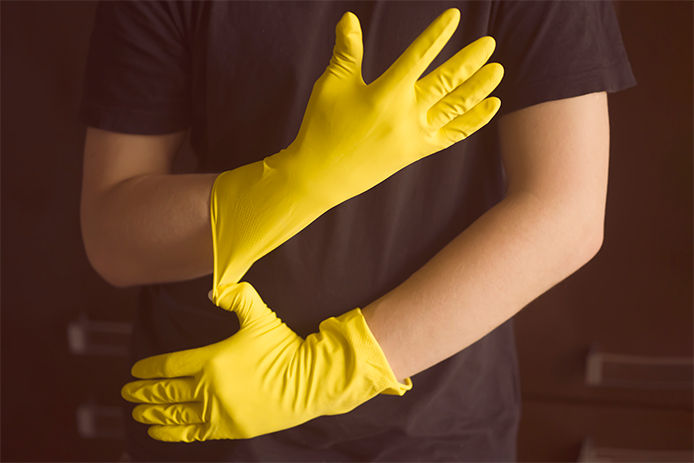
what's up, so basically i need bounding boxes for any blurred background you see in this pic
[2,1,692,461]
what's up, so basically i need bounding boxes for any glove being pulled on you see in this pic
[211,8,503,288]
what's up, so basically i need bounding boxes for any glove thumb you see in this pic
[327,11,364,79]
[213,282,273,329]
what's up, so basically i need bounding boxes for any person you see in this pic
[78,1,636,461]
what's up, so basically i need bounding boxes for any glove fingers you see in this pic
[133,402,204,426]
[121,377,197,404]
[376,8,460,85]
[438,97,501,145]
[416,36,496,107]
[147,424,205,443]
[327,11,363,79]
[428,62,503,129]
[216,282,278,330]
[130,347,203,379]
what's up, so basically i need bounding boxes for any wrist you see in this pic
[321,308,413,397]
[263,145,337,212]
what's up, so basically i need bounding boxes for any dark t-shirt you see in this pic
[79,1,636,461]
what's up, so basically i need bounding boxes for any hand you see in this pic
[275,8,503,207]
[121,282,410,442]
[210,8,504,287]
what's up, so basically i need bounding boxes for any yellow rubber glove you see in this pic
[211,8,504,289]
[121,282,412,442]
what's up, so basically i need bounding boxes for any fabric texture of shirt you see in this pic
[79,1,637,461]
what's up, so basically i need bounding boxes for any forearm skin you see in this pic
[362,191,603,383]
[83,173,218,287]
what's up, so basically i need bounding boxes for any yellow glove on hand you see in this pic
[211,8,503,288]
[121,282,411,442]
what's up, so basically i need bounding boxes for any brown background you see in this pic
[2,1,691,461]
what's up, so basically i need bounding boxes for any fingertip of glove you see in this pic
[215,281,270,326]
[213,282,246,311]
[121,383,134,401]
[469,35,496,61]
[434,8,460,31]
[340,11,359,26]
[227,281,257,308]
[130,362,144,379]
[147,425,180,442]
[480,35,496,50]
[488,61,504,77]
[481,62,504,87]
[148,424,200,443]
[147,425,164,441]
[444,7,461,23]
[336,11,362,41]
[131,404,145,422]
[487,96,501,111]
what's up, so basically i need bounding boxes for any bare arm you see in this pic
[362,91,609,382]
[80,127,217,287]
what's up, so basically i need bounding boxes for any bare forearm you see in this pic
[82,173,218,287]
[362,192,602,382]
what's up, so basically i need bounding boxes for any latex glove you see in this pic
[121,282,412,442]
[211,8,504,288]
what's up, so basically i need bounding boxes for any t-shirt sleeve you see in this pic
[489,0,637,117]
[78,0,192,134]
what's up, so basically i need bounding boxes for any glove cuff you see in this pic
[331,308,413,396]
[210,157,325,293]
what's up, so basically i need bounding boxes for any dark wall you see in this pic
[2,2,139,460]
[1,1,691,461]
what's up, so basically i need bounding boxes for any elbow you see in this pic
[583,224,604,263]
[570,214,605,269]
[81,230,134,289]
[80,202,136,289]
[83,248,135,289]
